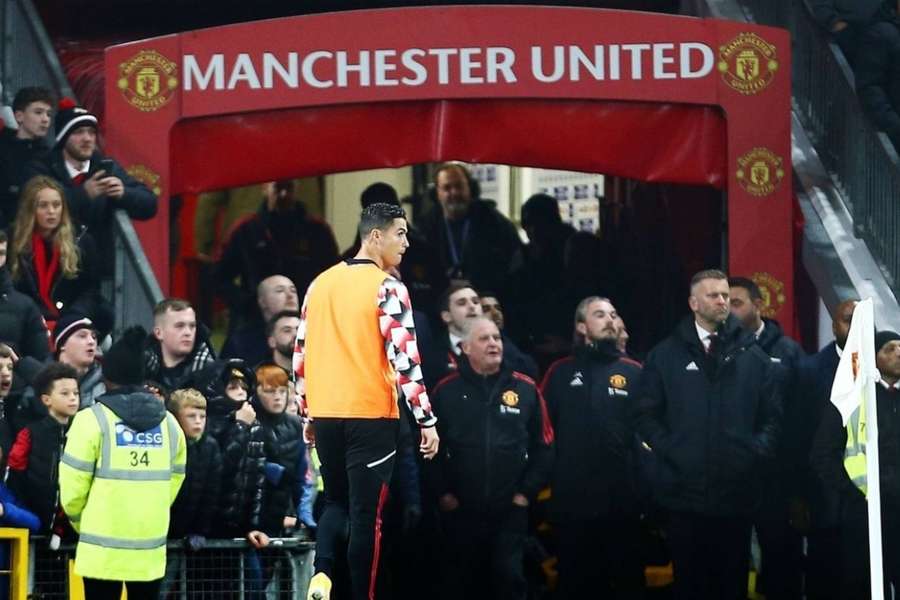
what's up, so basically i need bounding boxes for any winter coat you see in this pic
[417,199,524,299]
[14,362,104,431]
[541,343,644,522]
[6,415,67,532]
[0,128,49,228]
[809,0,895,30]
[213,201,339,319]
[633,314,782,517]
[169,433,223,538]
[25,148,157,230]
[13,227,112,336]
[143,326,216,392]
[253,399,303,536]
[855,21,900,150]
[0,266,49,361]
[429,357,554,513]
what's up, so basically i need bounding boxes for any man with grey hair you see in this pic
[430,316,553,600]
[634,269,781,600]
[541,296,645,598]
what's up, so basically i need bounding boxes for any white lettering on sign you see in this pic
[182,42,715,92]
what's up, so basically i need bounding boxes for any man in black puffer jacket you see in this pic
[541,296,645,599]
[191,359,268,545]
[634,269,781,600]
[430,317,553,600]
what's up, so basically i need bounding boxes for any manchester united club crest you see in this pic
[501,390,520,407]
[118,50,178,112]
[125,164,162,196]
[736,148,785,197]
[751,272,786,318]
[717,32,779,95]
[609,374,627,389]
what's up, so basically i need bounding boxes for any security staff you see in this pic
[541,296,645,599]
[634,269,781,600]
[59,326,186,600]
[430,316,553,600]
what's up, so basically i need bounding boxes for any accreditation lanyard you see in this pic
[443,218,470,268]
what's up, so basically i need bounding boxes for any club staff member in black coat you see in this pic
[541,295,645,599]
[429,316,553,600]
[634,269,782,600]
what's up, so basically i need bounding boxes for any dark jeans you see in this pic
[440,506,528,600]
[665,512,751,600]
[313,417,398,600]
[82,578,161,600]
[806,526,843,600]
[755,488,803,600]
[839,501,900,599]
[555,516,646,600]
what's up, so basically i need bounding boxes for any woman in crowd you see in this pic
[10,176,111,337]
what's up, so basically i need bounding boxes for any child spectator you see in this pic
[191,359,269,547]
[0,345,15,464]
[162,388,223,596]
[252,364,303,537]
[286,392,315,532]
[6,362,78,534]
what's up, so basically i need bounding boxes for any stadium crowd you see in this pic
[0,86,897,600]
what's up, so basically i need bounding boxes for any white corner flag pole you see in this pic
[861,303,884,600]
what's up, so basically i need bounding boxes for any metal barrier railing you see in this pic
[735,0,900,295]
[29,536,314,599]
[0,0,73,109]
[112,210,165,336]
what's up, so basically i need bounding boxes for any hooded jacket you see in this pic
[633,314,782,516]
[429,357,554,513]
[169,432,223,538]
[6,414,68,532]
[252,395,303,536]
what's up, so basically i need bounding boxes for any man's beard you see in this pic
[276,343,293,359]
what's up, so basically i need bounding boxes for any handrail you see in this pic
[113,210,165,335]
[734,0,900,297]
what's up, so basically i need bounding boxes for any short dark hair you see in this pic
[0,230,8,244]
[33,362,78,399]
[728,276,762,302]
[689,269,728,292]
[12,87,54,113]
[0,343,13,360]
[439,280,477,313]
[358,202,406,239]
[266,309,301,337]
[360,182,399,209]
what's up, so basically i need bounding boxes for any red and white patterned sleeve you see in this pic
[377,277,437,427]
[292,283,312,419]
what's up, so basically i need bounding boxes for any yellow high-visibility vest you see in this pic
[844,401,868,496]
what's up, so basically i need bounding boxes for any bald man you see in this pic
[221,275,300,365]
[796,299,858,600]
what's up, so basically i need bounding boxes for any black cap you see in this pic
[102,326,147,386]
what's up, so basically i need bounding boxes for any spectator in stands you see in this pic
[0,86,53,228]
[615,315,630,356]
[7,362,78,534]
[633,269,781,600]
[162,388,222,595]
[26,98,157,233]
[221,274,298,365]
[15,313,105,430]
[341,182,447,314]
[809,0,898,65]
[252,365,303,536]
[729,276,804,599]
[213,179,339,327]
[0,229,49,362]
[266,310,300,372]
[144,298,215,391]
[429,316,553,600]
[0,345,14,462]
[10,176,111,336]
[811,331,900,597]
[541,296,645,599]
[59,326,186,600]
[422,282,537,388]
[855,19,900,150]
[417,163,523,296]
[479,291,505,330]
[796,299,858,600]
[192,359,271,548]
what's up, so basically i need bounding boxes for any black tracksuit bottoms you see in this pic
[313,417,398,600]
